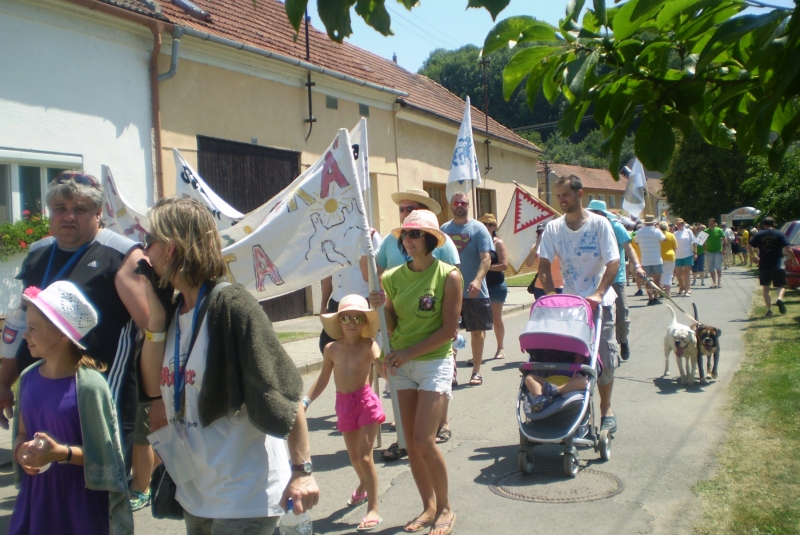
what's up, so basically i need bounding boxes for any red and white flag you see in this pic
[496,186,557,272]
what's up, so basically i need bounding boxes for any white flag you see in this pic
[496,186,557,272]
[446,96,481,201]
[101,166,149,241]
[350,118,371,224]
[174,150,244,230]
[219,129,366,299]
[622,158,647,218]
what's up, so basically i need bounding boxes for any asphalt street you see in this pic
[0,267,760,534]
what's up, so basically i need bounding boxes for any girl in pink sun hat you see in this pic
[9,280,132,535]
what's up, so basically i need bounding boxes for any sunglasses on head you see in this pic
[142,233,159,251]
[55,173,100,189]
[340,314,366,325]
[400,229,425,240]
[399,206,417,214]
[452,201,468,207]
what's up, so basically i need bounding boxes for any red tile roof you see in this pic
[547,163,628,192]
[101,0,540,153]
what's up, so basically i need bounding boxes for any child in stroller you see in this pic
[524,349,589,414]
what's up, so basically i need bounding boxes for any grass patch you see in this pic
[506,272,536,287]
[693,290,800,534]
[276,332,317,344]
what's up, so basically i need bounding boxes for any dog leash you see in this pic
[641,276,699,325]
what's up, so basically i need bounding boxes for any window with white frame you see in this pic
[0,149,82,223]
[608,195,616,207]
[598,194,605,202]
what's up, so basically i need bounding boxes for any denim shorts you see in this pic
[692,254,705,272]
[643,264,663,276]
[393,357,454,399]
[487,282,508,303]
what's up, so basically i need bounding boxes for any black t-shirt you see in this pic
[749,229,789,270]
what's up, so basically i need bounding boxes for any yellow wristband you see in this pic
[145,330,166,342]
[547,291,557,295]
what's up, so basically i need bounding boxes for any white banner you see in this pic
[446,96,482,201]
[622,158,647,218]
[350,117,371,224]
[101,166,149,241]
[219,129,365,299]
[174,149,244,230]
[496,186,557,272]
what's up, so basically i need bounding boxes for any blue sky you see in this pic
[338,0,796,73]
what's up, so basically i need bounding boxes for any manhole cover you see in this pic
[490,469,624,503]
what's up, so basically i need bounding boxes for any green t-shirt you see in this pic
[382,259,461,362]
[703,227,726,253]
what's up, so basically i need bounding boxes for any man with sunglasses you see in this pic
[441,192,494,386]
[0,172,149,470]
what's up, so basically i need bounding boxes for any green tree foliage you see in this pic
[742,150,800,225]
[524,129,635,168]
[661,130,755,223]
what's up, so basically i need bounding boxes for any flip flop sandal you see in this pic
[469,373,483,386]
[430,513,457,535]
[357,517,383,531]
[436,427,452,444]
[403,517,434,533]
[495,349,505,359]
[381,442,407,462]
[347,489,368,507]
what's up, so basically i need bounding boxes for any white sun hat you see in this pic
[390,209,447,248]
[22,281,98,350]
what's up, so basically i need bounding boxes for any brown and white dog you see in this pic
[695,323,721,383]
[664,305,698,385]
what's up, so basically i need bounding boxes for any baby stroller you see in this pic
[516,294,610,478]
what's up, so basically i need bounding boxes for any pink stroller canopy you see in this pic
[519,295,595,357]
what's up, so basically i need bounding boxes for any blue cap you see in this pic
[587,199,616,220]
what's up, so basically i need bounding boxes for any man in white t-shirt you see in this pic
[538,175,621,434]
[673,218,698,296]
[722,223,735,269]
[635,215,666,305]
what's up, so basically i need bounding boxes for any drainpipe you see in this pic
[158,27,184,82]
[62,0,174,199]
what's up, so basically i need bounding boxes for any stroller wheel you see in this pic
[518,450,535,475]
[564,449,579,478]
[599,429,611,461]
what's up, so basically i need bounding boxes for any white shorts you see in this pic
[392,357,454,399]
[662,261,675,284]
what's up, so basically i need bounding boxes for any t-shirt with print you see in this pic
[160,310,290,519]
[538,213,620,306]
[749,229,789,270]
[440,219,493,298]
[382,259,461,361]
[703,227,726,253]
[635,226,665,266]
[610,219,630,284]
[673,228,697,259]
[376,233,460,270]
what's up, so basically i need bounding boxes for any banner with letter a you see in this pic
[101,166,149,241]
[174,149,244,230]
[220,128,366,299]
[496,186,557,272]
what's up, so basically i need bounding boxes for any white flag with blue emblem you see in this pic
[446,96,482,200]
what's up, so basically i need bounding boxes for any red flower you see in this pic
[19,241,27,249]
[23,286,41,299]
[25,228,34,235]
[22,210,30,217]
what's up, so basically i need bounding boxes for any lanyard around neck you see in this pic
[173,282,209,415]
[42,242,92,287]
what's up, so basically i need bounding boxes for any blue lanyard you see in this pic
[42,242,92,287]
[173,282,209,415]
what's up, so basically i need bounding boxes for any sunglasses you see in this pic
[400,229,425,240]
[340,314,366,325]
[452,201,469,207]
[142,233,159,251]
[399,206,417,214]
[55,173,100,189]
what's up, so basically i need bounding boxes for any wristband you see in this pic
[634,264,642,269]
[145,330,166,342]
[302,396,311,408]
[59,445,73,464]
[547,291,557,295]
[142,394,163,402]
[13,442,23,465]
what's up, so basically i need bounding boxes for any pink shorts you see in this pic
[335,384,386,433]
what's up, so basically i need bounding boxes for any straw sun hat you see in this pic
[477,213,497,225]
[390,209,447,248]
[320,294,380,340]
[390,188,442,215]
[22,280,98,350]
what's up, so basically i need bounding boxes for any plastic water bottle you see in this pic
[279,498,312,535]
[33,437,51,474]
[452,334,466,351]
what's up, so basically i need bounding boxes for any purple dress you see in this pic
[8,367,110,535]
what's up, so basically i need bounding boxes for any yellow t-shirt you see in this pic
[660,231,677,262]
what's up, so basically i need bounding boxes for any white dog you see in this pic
[664,305,698,385]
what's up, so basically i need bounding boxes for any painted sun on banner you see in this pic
[496,186,557,272]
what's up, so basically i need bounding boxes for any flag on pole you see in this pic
[496,185,557,272]
[174,150,244,230]
[622,158,647,218]
[219,129,366,299]
[446,96,481,201]
[350,118,372,225]
[101,166,149,241]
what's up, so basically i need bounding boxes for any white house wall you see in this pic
[0,0,154,209]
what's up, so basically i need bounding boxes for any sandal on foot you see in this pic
[347,489,368,507]
[495,349,505,360]
[436,427,452,444]
[381,442,407,462]
[357,517,383,531]
[465,359,473,367]
[469,373,483,386]
[429,513,456,535]
[404,517,434,533]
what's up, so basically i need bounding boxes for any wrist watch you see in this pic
[291,461,313,474]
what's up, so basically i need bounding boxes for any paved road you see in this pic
[0,268,759,534]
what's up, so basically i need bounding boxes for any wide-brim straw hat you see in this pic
[390,188,442,215]
[478,213,497,225]
[22,280,98,350]
[390,209,447,248]
[643,214,656,224]
[676,218,685,224]
[320,294,379,340]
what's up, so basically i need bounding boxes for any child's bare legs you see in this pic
[343,422,381,526]
[524,374,545,395]
[557,374,588,395]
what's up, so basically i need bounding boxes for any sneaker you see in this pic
[701,280,705,286]
[777,299,787,314]
[600,416,618,433]
[130,490,151,511]
[691,279,696,286]
[620,342,630,361]
[766,310,774,317]
[634,289,644,297]
[647,299,657,306]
